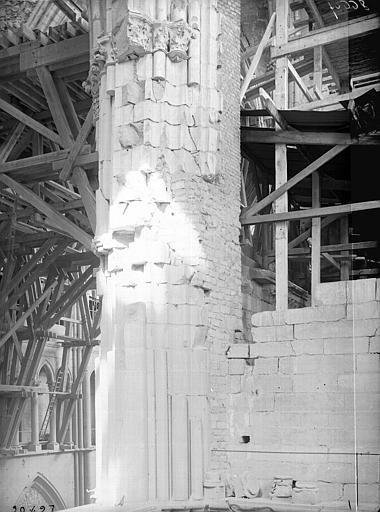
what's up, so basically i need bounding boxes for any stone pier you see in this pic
[87,0,241,506]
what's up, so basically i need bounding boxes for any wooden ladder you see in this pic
[39,366,64,440]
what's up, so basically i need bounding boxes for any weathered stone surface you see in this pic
[249,342,294,358]
[251,324,294,343]
[347,278,377,303]
[286,304,346,324]
[314,281,347,305]
[347,301,379,320]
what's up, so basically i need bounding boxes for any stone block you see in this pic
[347,301,380,320]
[314,281,347,305]
[293,374,338,392]
[121,80,145,105]
[343,483,380,504]
[279,357,294,374]
[249,342,293,358]
[251,324,294,343]
[228,359,246,375]
[317,482,343,502]
[338,373,380,392]
[356,354,380,373]
[347,278,377,304]
[294,354,353,374]
[227,344,249,359]
[291,339,324,355]
[296,319,378,340]
[369,336,380,353]
[251,310,285,327]
[251,393,275,412]
[254,374,293,394]
[285,304,346,324]
[230,375,241,394]
[254,357,278,374]
[324,336,369,354]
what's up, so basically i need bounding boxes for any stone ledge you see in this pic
[58,500,379,512]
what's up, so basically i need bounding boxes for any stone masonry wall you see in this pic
[227,278,380,504]
[207,0,242,475]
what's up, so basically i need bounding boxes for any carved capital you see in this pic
[82,39,109,120]
[0,0,38,31]
[115,12,152,62]
[168,20,192,62]
[153,22,169,52]
[113,11,192,63]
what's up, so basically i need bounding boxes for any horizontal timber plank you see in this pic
[0,149,98,175]
[272,14,380,58]
[292,84,380,111]
[241,201,380,225]
[267,241,378,257]
[0,384,70,395]
[241,145,347,219]
[20,33,89,71]
[241,129,379,146]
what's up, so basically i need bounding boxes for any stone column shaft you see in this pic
[87,0,236,506]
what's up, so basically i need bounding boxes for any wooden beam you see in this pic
[241,200,380,225]
[274,0,289,311]
[288,58,315,102]
[289,214,343,249]
[0,122,25,162]
[311,172,320,305]
[240,12,276,103]
[0,174,93,249]
[0,238,55,301]
[259,87,289,130]
[0,384,70,395]
[54,78,81,138]
[60,106,93,181]
[269,241,378,256]
[340,215,350,280]
[0,282,56,350]
[304,0,341,90]
[272,14,380,58]
[19,33,89,71]
[36,66,74,148]
[71,167,96,233]
[293,83,380,111]
[0,149,96,176]
[241,128,361,145]
[58,344,92,443]
[241,145,347,220]
[0,97,62,146]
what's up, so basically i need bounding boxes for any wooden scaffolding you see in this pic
[0,0,99,478]
[240,0,380,309]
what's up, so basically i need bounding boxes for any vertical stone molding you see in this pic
[89,0,241,505]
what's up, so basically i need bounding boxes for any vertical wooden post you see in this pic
[274,0,289,310]
[312,45,323,304]
[311,173,321,305]
[47,403,59,450]
[340,216,350,280]
[314,45,323,94]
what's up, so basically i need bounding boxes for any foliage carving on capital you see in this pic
[82,40,108,120]
[113,11,192,63]
[168,20,192,62]
[153,22,169,52]
[0,0,37,31]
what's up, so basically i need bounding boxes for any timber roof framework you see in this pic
[240,0,380,304]
[0,0,99,457]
